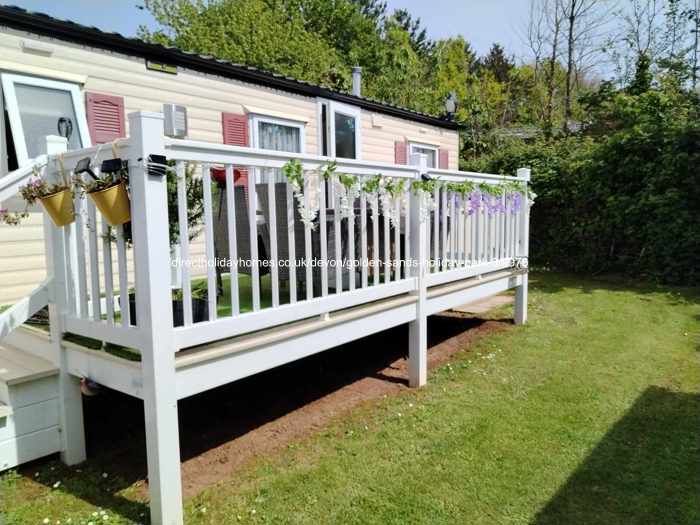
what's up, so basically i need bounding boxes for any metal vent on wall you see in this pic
[163,104,188,138]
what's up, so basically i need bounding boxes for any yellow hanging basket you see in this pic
[40,189,75,227]
[88,181,131,226]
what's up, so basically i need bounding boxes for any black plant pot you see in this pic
[172,296,209,327]
[124,293,209,327]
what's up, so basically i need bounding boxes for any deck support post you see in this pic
[408,165,429,387]
[515,274,528,325]
[129,112,183,525]
[514,168,531,326]
[43,136,87,466]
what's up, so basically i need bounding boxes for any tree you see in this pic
[524,0,550,78]
[478,43,515,83]
[139,0,351,89]
[393,8,434,57]
[559,0,610,134]
[543,0,565,137]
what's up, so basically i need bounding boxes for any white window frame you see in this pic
[0,73,91,166]
[317,99,362,160]
[249,114,306,154]
[409,142,439,169]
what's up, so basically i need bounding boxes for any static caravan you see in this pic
[0,6,530,525]
[0,6,460,306]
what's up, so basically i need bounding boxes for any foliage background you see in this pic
[140,0,700,285]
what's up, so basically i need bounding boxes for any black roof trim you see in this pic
[0,5,461,131]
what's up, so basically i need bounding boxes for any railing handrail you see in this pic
[0,279,50,341]
[0,156,47,203]
[0,138,133,205]
[427,167,529,183]
[165,138,421,179]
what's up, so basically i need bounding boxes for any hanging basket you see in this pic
[88,181,131,226]
[40,188,75,227]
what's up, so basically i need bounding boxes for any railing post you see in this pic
[408,174,429,387]
[515,167,531,325]
[43,135,88,466]
[128,111,183,525]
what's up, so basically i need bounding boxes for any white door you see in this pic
[327,101,361,160]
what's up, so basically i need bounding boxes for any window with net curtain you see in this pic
[410,144,437,169]
[257,120,302,183]
[258,121,301,153]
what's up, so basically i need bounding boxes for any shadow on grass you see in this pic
[532,386,700,525]
[23,314,490,523]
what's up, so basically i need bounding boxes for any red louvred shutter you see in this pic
[221,112,249,189]
[222,112,249,147]
[394,140,407,165]
[438,149,449,170]
[85,92,125,144]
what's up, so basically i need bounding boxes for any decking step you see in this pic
[0,345,61,472]
[0,402,12,418]
[0,344,57,386]
[0,344,58,409]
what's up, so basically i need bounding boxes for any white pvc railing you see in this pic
[38,112,529,353]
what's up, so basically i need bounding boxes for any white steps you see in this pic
[0,338,60,471]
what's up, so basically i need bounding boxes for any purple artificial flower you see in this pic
[511,192,522,214]
[467,190,482,215]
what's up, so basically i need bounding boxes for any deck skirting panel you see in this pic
[175,298,417,399]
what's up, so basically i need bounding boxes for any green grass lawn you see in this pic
[1,272,699,525]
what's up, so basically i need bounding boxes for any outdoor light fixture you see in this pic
[100,158,124,174]
[74,157,98,181]
[147,154,168,177]
[444,92,457,120]
[57,117,73,141]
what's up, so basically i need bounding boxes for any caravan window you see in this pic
[409,143,438,169]
[1,74,91,167]
[251,115,304,153]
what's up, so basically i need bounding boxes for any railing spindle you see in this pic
[393,197,400,282]
[101,222,115,324]
[334,186,342,292]
[74,192,88,318]
[286,183,297,303]
[176,161,193,325]
[224,166,240,315]
[248,168,261,311]
[116,225,130,327]
[267,169,280,307]
[348,197,356,290]
[87,201,101,321]
[440,189,447,271]
[449,192,459,268]
[319,177,329,296]
[360,192,368,288]
[202,164,218,320]
[372,197,379,286]
[432,186,439,273]
[383,196,390,283]
[63,222,76,316]
[403,190,410,281]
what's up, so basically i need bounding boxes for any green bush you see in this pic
[465,86,700,285]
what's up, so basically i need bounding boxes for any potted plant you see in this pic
[19,161,75,227]
[171,285,209,326]
[124,284,209,327]
[74,157,131,226]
